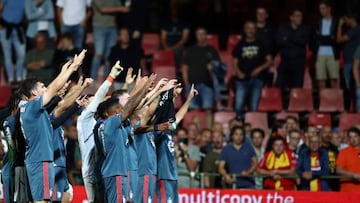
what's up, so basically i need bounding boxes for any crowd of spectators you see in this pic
[0,0,360,193]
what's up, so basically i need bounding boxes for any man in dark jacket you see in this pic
[311,0,340,89]
[297,134,331,191]
[276,8,309,89]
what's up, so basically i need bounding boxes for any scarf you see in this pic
[265,151,291,190]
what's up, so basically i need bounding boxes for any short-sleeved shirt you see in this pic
[135,131,157,175]
[203,151,222,188]
[344,26,360,63]
[56,0,91,25]
[20,97,54,163]
[92,0,121,27]
[156,131,177,180]
[53,127,66,167]
[100,114,129,177]
[177,144,201,175]
[184,45,219,87]
[336,145,360,192]
[123,120,138,171]
[220,142,256,188]
[318,19,333,56]
[232,40,268,80]
[1,0,25,24]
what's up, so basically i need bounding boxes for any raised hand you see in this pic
[109,60,124,78]
[57,80,71,98]
[125,67,136,85]
[76,95,89,108]
[188,84,198,99]
[82,78,94,89]
[160,79,177,92]
[154,78,168,90]
[70,49,87,71]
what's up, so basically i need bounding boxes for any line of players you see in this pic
[1,50,197,203]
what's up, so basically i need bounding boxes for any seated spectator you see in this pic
[232,20,272,120]
[272,119,288,138]
[257,136,297,190]
[297,134,331,191]
[320,126,339,191]
[199,128,212,154]
[187,122,200,145]
[250,128,266,189]
[285,115,300,131]
[311,0,340,89]
[108,27,145,90]
[203,130,224,188]
[175,127,201,188]
[52,33,78,79]
[25,0,56,48]
[276,8,309,89]
[25,32,54,84]
[160,8,190,69]
[212,121,224,135]
[288,129,302,157]
[336,127,360,192]
[331,131,348,150]
[219,126,257,189]
[182,27,220,127]
[337,13,360,89]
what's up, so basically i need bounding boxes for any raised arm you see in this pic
[43,50,86,106]
[175,84,198,124]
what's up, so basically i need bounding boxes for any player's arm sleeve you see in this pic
[52,102,80,129]
[87,80,112,113]
[44,96,62,114]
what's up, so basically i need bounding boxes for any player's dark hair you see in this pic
[18,78,43,98]
[96,97,119,119]
[111,89,128,99]
[7,90,21,112]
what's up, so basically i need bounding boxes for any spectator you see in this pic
[232,20,272,120]
[288,129,302,158]
[271,119,287,138]
[108,27,145,89]
[175,127,201,188]
[0,0,26,83]
[52,33,78,79]
[331,131,348,150]
[255,6,275,56]
[320,126,339,191]
[286,115,300,131]
[311,0,340,89]
[250,128,265,189]
[90,0,129,81]
[199,128,212,153]
[336,127,360,192]
[25,32,54,84]
[276,8,309,89]
[352,44,360,112]
[182,27,219,127]
[297,134,331,191]
[212,121,224,135]
[244,122,252,142]
[257,136,297,190]
[160,8,190,69]
[56,0,91,50]
[187,122,200,145]
[219,126,257,189]
[25,0,55,48]
[203,130,224,188]
[337,14,360,89]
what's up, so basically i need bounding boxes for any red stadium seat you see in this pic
[308,113,331,128]
[214,111,236,123]
[319,88,344,112]
[152,50,175,67]
[182,110,207,129]
[152,65,177,81]
[275,112,299,120]
[227,34,242,53]
[219,51,234,84]
[0,86,12,108]
[288,88,313,112]
[338,113,360,132]
[206,34,219,50]
[258,87,283,112]
[142,33,160,56]
[245,112,268,133]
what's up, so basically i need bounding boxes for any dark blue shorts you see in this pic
[156,179,178,203]
[52,166,70,201]
[103,175,127,203]
[135,174,156,203]
[127,170,138,201]
[25,161,55,201]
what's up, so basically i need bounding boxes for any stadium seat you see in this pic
[245,112,268,133]
[219,51,234,84]
[319,88,344,112]
[152,50,175,67]
[227,34,242,53]
[142,33,160,56]
[182,110,207,129]
[152,65,177,81]
[0,86,12,108]
[214,111,236,123]
[288,88,313,112]
[338,113,360,132]
[206,34,219,50]
[258,87,283,112]
[308,113,331,128]
[275,112,299,120]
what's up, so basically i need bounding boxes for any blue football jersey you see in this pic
[53,127,66,167]
[101,114,129,177]
[2,115,15,176]
[135,131,157,175]
[20,97,54,163]
[155,131,177,180]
